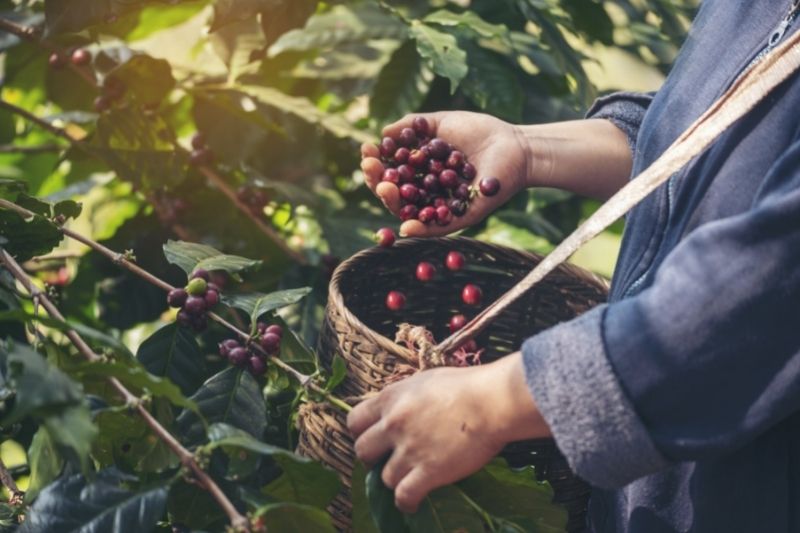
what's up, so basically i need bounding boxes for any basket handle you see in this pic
[433,32,800,358]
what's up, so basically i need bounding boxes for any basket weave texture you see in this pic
[297,236,609,532]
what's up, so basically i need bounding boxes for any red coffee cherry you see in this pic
[445,251,466,271]
[449,314,468,333]
[462,284,483,306]
[386,291,406,311]
[375,227,396,247]
[416,262,436,282]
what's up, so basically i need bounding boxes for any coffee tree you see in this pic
[0,0,694,531]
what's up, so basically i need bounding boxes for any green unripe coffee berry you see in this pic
[186,277,208,296]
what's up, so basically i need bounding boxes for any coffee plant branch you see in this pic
[0,143,64,154]
[0,197,352,413]
[0,456,23,505]
[0,248,253,532]
[0,17,310,265]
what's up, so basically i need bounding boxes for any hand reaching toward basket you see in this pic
[347,352,551,513]
[361,112,532,238]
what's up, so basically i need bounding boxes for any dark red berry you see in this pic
[219,339,240,358]
[209,272,228,290]
[229,347,249,366]
[462,284,483,306]
[416,262,436,282]
[428,138,450,160]
[260,332,281,354]
[408,149,428,169]
[479,177,501,197]
[398,128,417,147]
[48,53,65,69]
[445,251,466,271]
[394,147,410,164]
[454,183,471,200]
[435,205,452,226]
[397,164,415,183]
[192,269,210,281]
[428,159,445,176]
[400,204,419,221]
[375,227,396,247]
[386,291,406,311]
[204,289,219,307]
[448,198,467,217]
[265,324,283,338]
[191,132,206,150]
[412,116,431,137]
[71,48,91,66]
[446,151,465,170]
[417,189,430,205]
[184,296,206,315]
[382,168,400,184]
[419,206,437,224]
[400,183,420,203]
[462,163,477,181]
[207,282,220,293]
[191,314,208,332]
[423,174,440,193]
[439,169,459,189]
[176,310,192,328]
[167,288,188,308]
[449,314,468,333]
[434,197,448,208]
[380,137,397,158]
[249,356,267,375]
[93,95,111,113]
[257,322,268,334]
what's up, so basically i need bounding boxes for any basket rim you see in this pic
[328,236,609,361]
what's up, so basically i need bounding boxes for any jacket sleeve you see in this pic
[585,92,656,154]
[522,138,800,489]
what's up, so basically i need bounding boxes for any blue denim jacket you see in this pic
[522,1,800,531]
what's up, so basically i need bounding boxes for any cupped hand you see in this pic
[361,112,531,237]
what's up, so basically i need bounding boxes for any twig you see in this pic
[0,247,252,532]
[0,143,64,154]
[0,198,350,412]
[199,167,308,265]
[0,457,23,505]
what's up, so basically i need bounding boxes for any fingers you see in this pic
[375,181,401,214]
[361,142,379,159]
[361,156,384,190]
[382,451,412,490]
[347,396,382,437]
[353,422,393,467]
[394,467,434,514]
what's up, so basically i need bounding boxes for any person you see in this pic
[348,1,800,532]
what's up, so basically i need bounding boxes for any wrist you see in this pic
[513,124,556,189]
[479,352,552,444]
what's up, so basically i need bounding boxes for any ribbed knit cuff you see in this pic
[586,91,655,154]
[522,306,669,489]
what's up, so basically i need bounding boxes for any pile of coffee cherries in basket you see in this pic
[377,117,500,226]
[218,322,284,376]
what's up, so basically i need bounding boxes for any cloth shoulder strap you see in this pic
[436,32,800,356]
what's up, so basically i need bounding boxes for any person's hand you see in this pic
[361,112,532,237]
[347,353,550,513]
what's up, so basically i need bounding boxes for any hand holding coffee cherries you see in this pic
[361,112,531,237]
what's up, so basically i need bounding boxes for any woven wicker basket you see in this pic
[297,236,609,532]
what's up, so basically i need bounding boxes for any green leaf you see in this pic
[163,239,262,278]
[325,355,346,392]
[177,367,266,444]
[211,0,275,32]
[20,468,168,533]
[70,359,198,412]
[269,4,408,56]
[260,0,317,46]
[136,323,207,396]
[167,479,226,531]
[262,454,341,508]
[366,459,408,533]
[409,22,468,93]
[370,39,434,123]
[206,422,294,457]
[255,503,336,532]
[105,54,176,105]
[405,486,485,533]
[424,9,510,40]
[351,462,379,533]
[0,208,63,262]
[213,85,377,143]
[44,0,137,35]
[25,427,64,503]
[41,405,98,475]
[461,44,523,122]
[224,288,312,323]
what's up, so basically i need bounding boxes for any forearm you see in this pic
[516,119,633,200]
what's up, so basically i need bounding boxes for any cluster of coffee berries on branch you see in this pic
[377,117,501,226]
[167,269,221,332]
[94,76,127,113]
[48,47,92,70]
[236,184,270,216]
[189,132,215,167]
[218,323,283,375]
